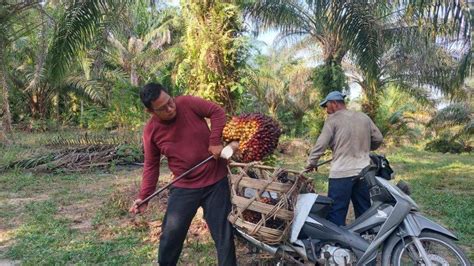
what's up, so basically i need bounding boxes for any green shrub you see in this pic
[425,138,467,153]
[81,81,146,130]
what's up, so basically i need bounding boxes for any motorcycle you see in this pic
[236,159,471,265]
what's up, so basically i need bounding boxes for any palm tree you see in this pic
[348,12,471,118]
[243,0,470,117]
[48,0,242,114]
[428,103,473,138]
[0,37,12,135]
[286,66,318,133]
[47,0,132,83]
[246,49,294,117]
[0,1,44,142]
[1,0,109,137]
[246,46,317,134]
[6,3,106,123]
[176,0,247,113]
[372,86,434,145]
[0,41,12,143]
[103,0,181,87]
[243,0,383,96]
[425,103,473,152]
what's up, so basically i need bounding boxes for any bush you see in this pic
[425,138,468,154]
[80,81,146,130]
[15,118,59,132]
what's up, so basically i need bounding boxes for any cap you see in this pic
[319,91,346,107]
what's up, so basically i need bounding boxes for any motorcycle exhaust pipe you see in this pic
[236,228,278,255]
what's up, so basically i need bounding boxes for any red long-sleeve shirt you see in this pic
[138,95,228,200]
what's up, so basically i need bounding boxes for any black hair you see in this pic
[140,83,168,109]
[335,100,345,105]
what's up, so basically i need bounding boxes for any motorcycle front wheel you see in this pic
[391,231,471,266]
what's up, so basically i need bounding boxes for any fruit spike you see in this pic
[223,113,282,163]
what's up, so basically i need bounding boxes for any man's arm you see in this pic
[186,96,227,157]
[369,119,383,150]
[138,126,161,201]
[307,121,333,167]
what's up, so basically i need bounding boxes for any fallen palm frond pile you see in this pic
[1,132,144,173]
[47,131,142,147]
[1,144,143,173]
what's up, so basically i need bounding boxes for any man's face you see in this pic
[325,101,336,114]
[149,92,177,121]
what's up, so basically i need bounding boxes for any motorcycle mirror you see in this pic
[396,180,411,195]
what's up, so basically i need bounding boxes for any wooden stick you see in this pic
[229,162,301,174]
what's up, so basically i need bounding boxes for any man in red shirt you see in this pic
[129,83,236,266]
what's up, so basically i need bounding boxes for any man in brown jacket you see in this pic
[305,91,383,226]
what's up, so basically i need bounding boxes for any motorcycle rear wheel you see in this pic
[391,231,471,266]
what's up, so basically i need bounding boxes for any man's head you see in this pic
[140,83,177,121]
[320,91,346,114]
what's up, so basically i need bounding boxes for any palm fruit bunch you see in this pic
[222,113,281,162]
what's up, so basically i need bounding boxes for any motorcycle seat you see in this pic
[310,195,333,218]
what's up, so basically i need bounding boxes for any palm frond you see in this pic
[382,30,471,100]
[47,0,131,83]
[449,49,472,100]
[100,68,129,84]
[143,19,174,48]
[428,103,472,130]
[47,1,103,82]
[460,120,474,136]
[330,1,383,81]
[400,0,470,38]
[63,76,106,104]
[391,83,435,108]
[244,0,319,38]
[106,32,129,55]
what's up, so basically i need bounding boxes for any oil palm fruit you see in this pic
[223,113,281,162]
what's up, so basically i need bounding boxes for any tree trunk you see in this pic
[0,39,13,136]
[180,1,241,114]
[361,80,380,120]
[130,63,139,86]
[322,33,347,66]
[314,34,350,97]
[26,13,48,93]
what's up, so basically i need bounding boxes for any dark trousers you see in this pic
[327,176,371,226]
[158,177,236,266]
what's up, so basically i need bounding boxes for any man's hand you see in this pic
[208,144,224,159]
[129,199,148,214]
[303,164,318,173]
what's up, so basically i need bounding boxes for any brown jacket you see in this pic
[307,109,383,178]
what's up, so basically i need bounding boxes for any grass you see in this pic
[0,171,153,265]
[389,147,473,248]
[5,200,152,265]
[0,133,472,264]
